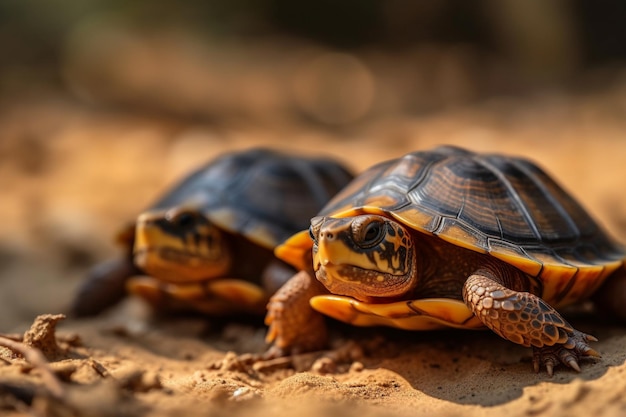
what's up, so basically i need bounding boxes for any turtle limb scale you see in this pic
[264,270,328,358]
[462,268,600,375]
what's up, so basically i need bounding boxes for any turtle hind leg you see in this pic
[462,266,599,375]
[592,265,626,323]
[264,270,328,358]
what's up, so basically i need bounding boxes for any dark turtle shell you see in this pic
[145,148,354,249]
[299,146,624,308]
[72,148,353,317]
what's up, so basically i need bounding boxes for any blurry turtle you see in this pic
[71,148,353,317]
[265,145,626,374]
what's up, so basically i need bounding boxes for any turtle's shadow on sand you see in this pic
[63,308,626,409]
[356,317,626,406]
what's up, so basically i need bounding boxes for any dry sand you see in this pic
[1,84,626,416]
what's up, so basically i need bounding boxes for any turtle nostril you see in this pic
[323,232,334,240]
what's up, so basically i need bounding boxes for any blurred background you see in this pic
[1,0,626,331]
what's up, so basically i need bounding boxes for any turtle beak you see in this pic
[314,232,333,269]
[312,217,354,280]
[312,217,338,271]
[134,212,167,254]
[133,212,184,271]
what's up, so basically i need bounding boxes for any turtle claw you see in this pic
[567,358,581,373]
[532,350,566,377]
[585,347,601,358]
[532,329,599,375]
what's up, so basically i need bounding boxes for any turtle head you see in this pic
[310,214,417,302]
[133,207,232,282]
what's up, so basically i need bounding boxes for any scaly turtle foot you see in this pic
[532,330,600,376]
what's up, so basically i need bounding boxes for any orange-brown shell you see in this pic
[278,146,625,308]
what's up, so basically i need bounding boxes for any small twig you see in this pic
[0,333,23,342]
[252,350,326,373]
[89,359,110,378]
[0,336,65,400]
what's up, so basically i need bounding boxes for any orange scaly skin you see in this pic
[462,266,600,376]
[265,270,328,357]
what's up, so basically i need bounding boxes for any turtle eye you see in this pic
[358,219,385,248]
[172,211,197,229]
[309,217,323,243]
[309,225,318,243]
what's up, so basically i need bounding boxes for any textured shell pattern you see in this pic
[310,146,624,307]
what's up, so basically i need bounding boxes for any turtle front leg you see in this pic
[264,270,328,358]
[462,267,600,375]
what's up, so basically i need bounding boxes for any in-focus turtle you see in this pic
[71,148,353,317]
[266,145,626,374]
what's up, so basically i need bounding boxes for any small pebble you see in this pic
[311,357,336,374]
[231,386,262,402]
[349,361,364,372]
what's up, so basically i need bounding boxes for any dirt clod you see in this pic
[22,314,67,361]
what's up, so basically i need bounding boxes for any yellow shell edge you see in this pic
[274,230,314,270]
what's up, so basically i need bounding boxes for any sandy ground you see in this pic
[1,82,626,416]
